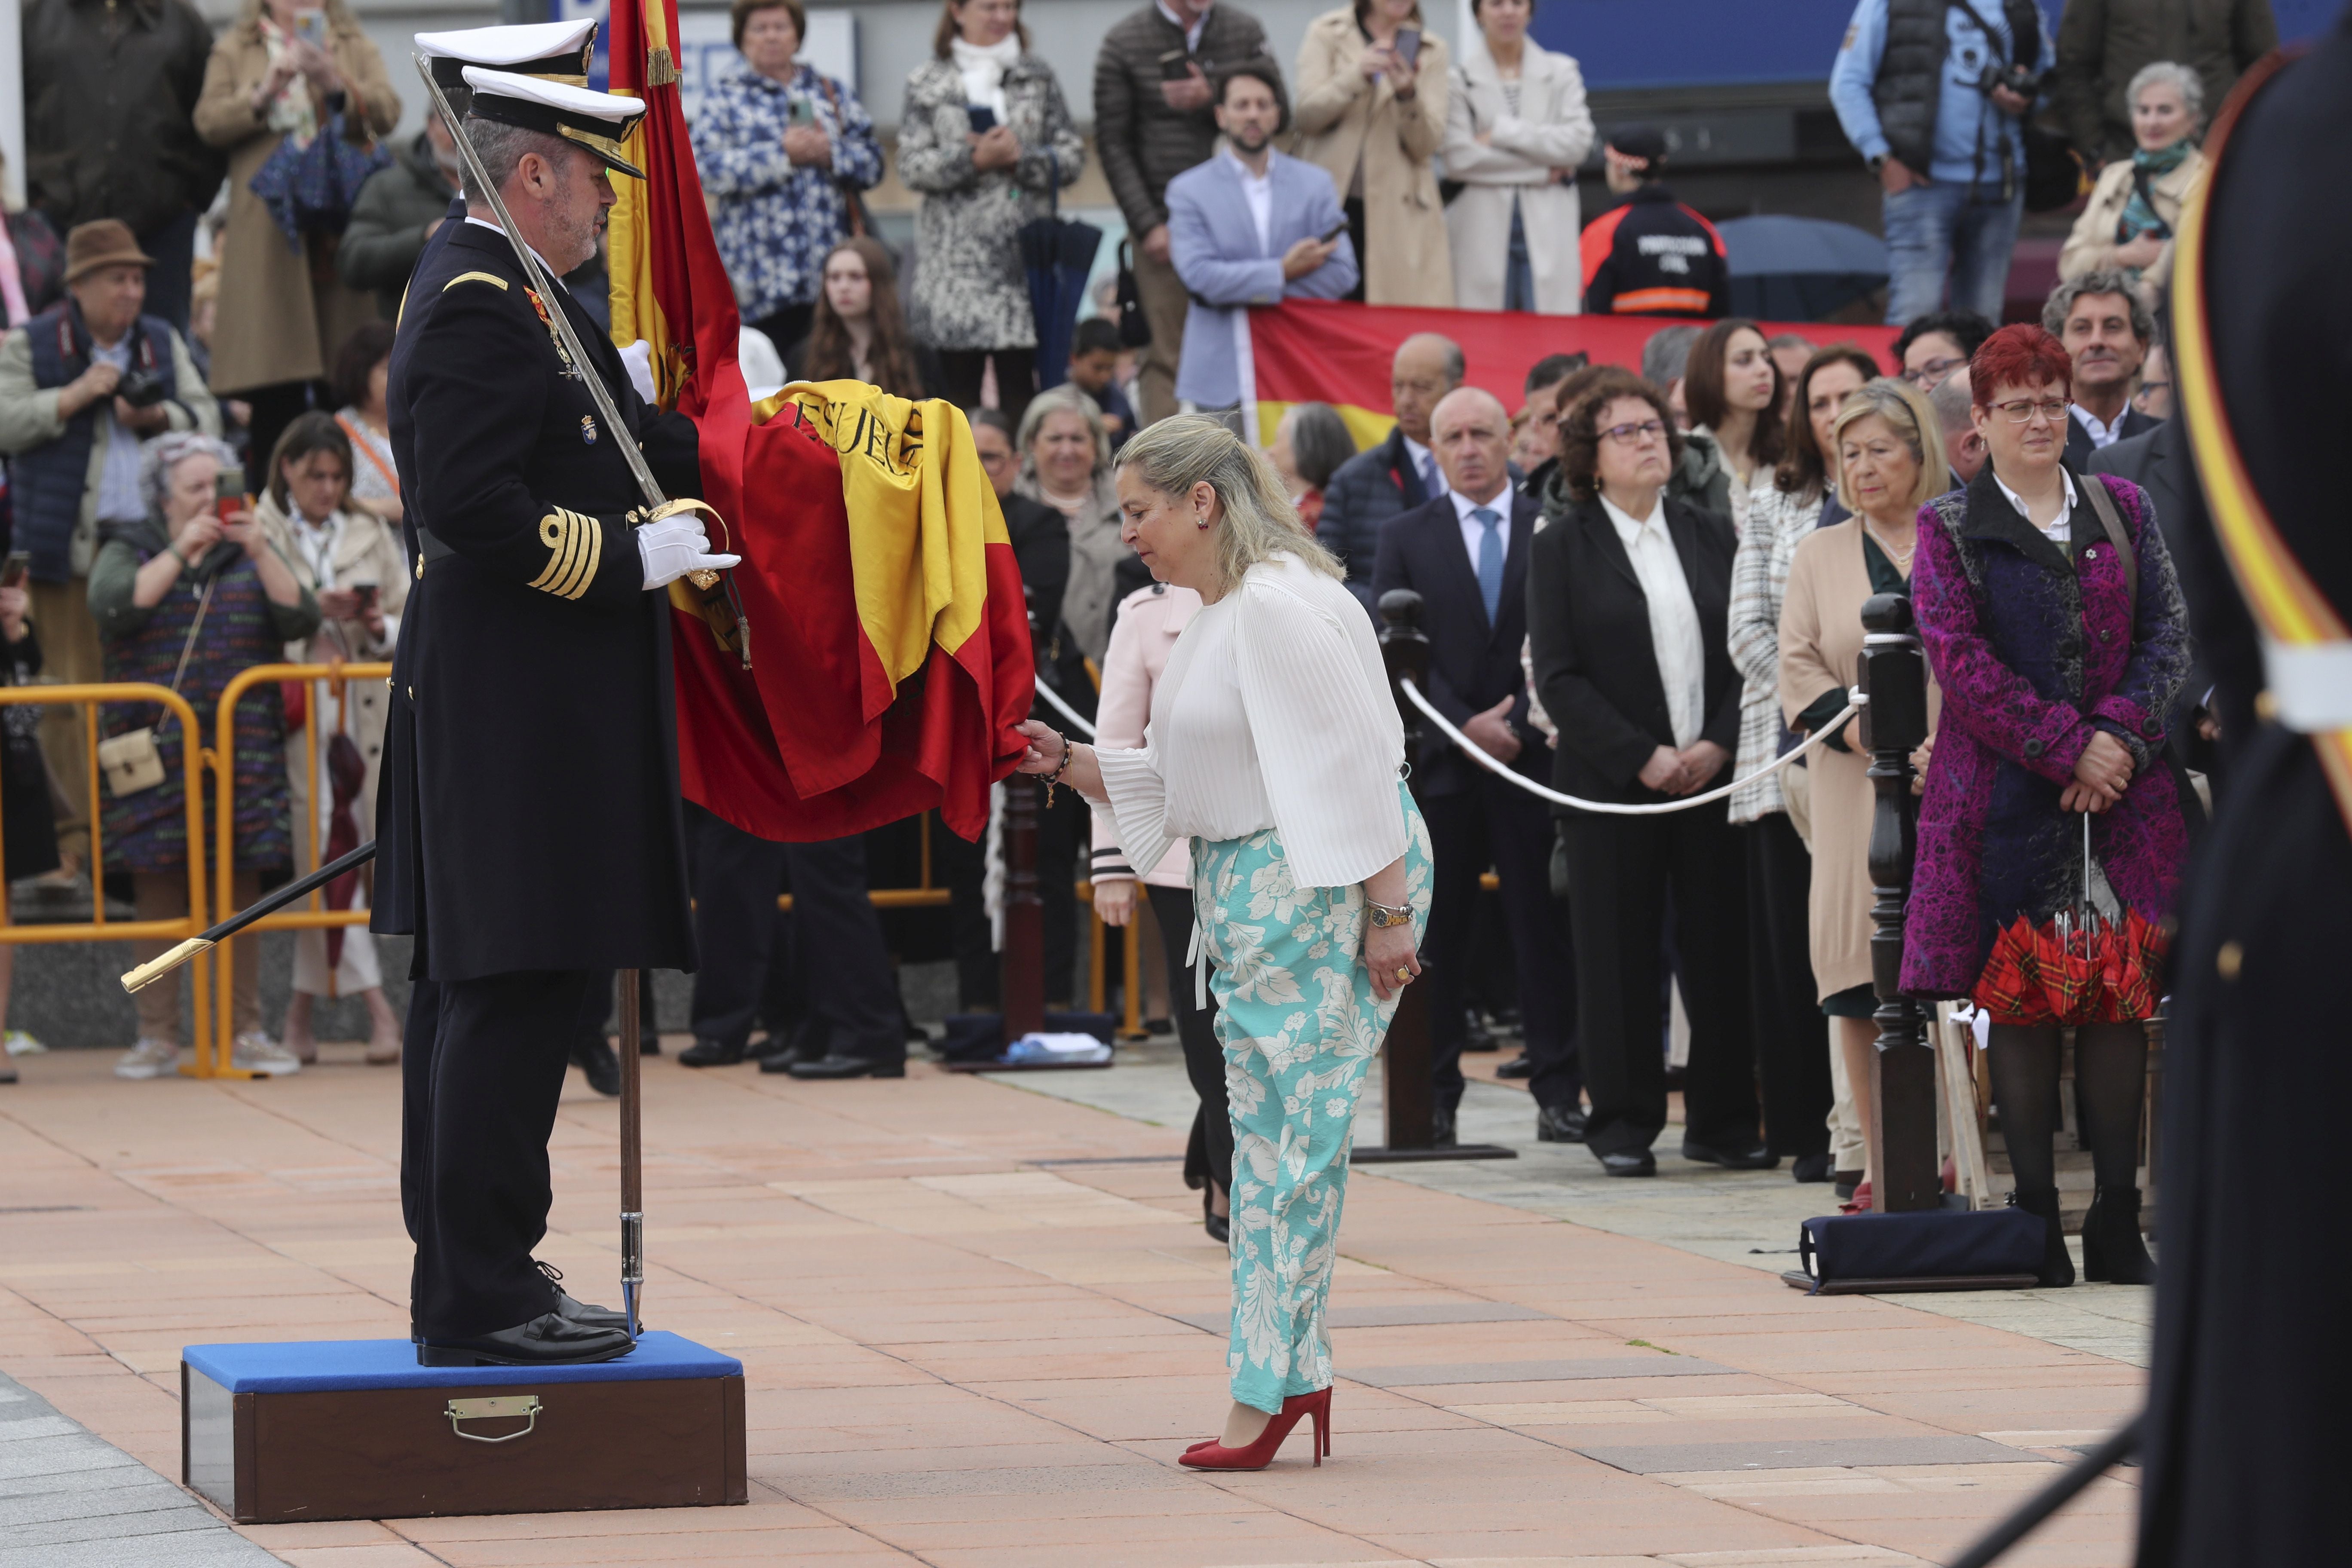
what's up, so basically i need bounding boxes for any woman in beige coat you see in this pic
[1292,1,1452,307]
[254,411,407,1062]
[1779,379,1944,1211]
[194,0,399,459]
[1443,0,1592,312]
[2057,61,2206,300]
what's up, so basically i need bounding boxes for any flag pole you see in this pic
[413,53,652,1336]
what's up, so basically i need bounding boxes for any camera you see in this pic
[115,368,169,410]
[1977,61,2046,101]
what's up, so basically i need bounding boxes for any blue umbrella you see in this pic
[248,114,393,253]
[1020,172,1102,392]
[1715,215,1889,322]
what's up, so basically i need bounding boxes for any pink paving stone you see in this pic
[0,1050,2142,1567]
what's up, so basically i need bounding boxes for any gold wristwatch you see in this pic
[1366,900,1412,928]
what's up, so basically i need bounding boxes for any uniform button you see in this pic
[2099,628,2110,641]
[2086,547,2097,559]
[2024,737,2046,758]
[2216,940,2243,981]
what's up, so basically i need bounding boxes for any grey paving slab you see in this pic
[1348,1357,1740,1387]
[0,1366,281,1568]
[1575,1434,2050,1473]
[1171,1301,1557,1333]
[1017,1044,2157,1366]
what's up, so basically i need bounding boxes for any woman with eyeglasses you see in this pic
[1528,368,1764,1180]
[1904,323,2192,1287]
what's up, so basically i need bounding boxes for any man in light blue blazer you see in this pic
[1165,59,1359,411]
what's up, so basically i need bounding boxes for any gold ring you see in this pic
[1395,968,1412,983]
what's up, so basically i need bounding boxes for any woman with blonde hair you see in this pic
[1779,377,1946,1211]
[1014,414,1432,1471]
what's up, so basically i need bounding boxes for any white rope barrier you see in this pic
[1400,676,1864,817]
[1033,677,1098,739]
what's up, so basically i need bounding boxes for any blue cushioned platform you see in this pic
[181,1331,741,1394]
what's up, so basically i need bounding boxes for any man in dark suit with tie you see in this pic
[1373,387,1581,1148]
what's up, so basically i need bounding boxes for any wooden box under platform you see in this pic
[181,1331,746,1524]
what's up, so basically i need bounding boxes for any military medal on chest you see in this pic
[523,287,584,380]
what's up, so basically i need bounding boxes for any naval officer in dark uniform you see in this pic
[2136,17,2352,1565]
[378,67,738,1368]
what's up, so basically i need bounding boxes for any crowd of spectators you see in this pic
[0,0,2231,1274]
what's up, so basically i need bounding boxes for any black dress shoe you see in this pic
[1595,1148,1657,1178]
[570,1037,620,1097]
[417,1312,635,1368]
[1430,1105,1458,1147]
[1536,1104,1587,1143]
[640,1031,662,1056]
[1495,1054,1534,1080]
[1202,1187,1230,1244]
[786,1052,907,1080]
[536,1262,630,1332]
[1682,1140,1779,1171]
[1791,1152,1834,1183]
[1462,1010,1499,1053]
[755,1020,827,1072]
[678,1036,745,1068]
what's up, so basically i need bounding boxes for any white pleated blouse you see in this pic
[1093,553,1408,891]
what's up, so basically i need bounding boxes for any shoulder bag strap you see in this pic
[335,414,399,496]
[2078,471,2136,624]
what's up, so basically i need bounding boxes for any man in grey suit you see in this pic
[1164,60,1358,416]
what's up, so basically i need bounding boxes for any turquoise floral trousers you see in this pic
[1194,782,1433,1414]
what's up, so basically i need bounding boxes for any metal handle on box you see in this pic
[444,1395,541,1443]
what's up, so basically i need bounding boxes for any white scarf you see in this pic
[258,16,322,148]
[949,33,1020,122]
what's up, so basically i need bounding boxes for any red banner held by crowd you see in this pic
[1246,298,1905,446]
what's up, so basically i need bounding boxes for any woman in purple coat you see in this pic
[1904,324,2191,1289]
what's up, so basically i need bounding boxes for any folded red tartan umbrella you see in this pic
[1971,915,2055,1025]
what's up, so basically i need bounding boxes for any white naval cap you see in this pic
[416,20,599,92]
[460,66,649,181]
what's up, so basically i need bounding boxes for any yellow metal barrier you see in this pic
[211,663,394,1068]
[0,683,220,1073]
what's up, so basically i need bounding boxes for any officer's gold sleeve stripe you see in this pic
[443,271,510,293]
[527,509,599,600]
[554,516,595,600]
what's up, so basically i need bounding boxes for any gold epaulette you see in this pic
[443,271,509,292]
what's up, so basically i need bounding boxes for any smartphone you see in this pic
[1158,48,1194,82]
[1320,220,1348,244]
[1,551,29,591]
[1393,26,1422,68]
[965,104,998,134]
[294,7,327,47]
[352,582,380,613]
[787,95,816,129]
[214,466,246,522]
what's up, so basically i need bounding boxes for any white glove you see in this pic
[637,508,741,591]
[619,339,658,405]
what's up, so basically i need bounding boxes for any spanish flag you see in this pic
[1246,299,1902,447]
[603,0,1033,842]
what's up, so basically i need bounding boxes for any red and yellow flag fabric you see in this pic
[1247,299,1902,449]
[603,0,1033,842]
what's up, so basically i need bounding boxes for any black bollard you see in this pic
[1356,589,1516,1165]
[1859,592,1939,1212]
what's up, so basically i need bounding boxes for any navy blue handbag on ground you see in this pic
[1795,1207,2046,1295]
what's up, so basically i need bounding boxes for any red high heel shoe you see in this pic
[1179,1389,1331,1470]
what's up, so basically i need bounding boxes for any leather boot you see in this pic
[2011,1187,2075,1288]
[2080,1186,2156,1285]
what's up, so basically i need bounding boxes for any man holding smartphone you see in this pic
[1094,0,1272,425]
[1163,59,1357,415]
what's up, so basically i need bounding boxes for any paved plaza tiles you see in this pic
[0,1039,2146,1567]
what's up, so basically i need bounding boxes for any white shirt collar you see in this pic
[2069,402,2125,449]
[1157,0,1208,52]
[1449,485,1510,524]
[1599,490,1668,542]
[1992,465,2077,542]
[463,216,563,287]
